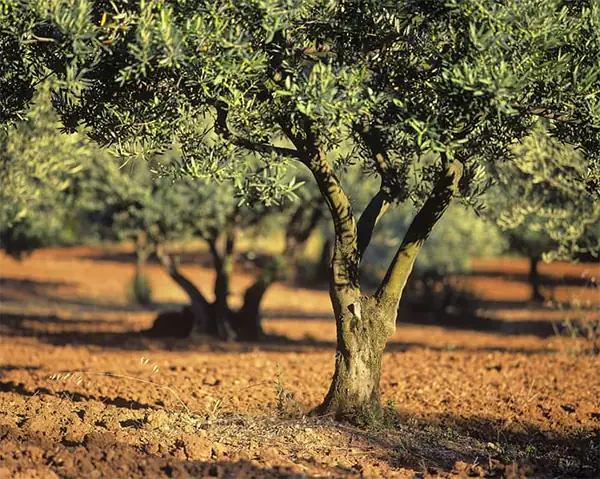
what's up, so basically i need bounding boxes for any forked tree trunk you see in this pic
[310,151,462,422]
[529,255,545,302]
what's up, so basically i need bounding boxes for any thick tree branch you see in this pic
[155,245,212,331]
[357,191,391,262]
[356,125,392,178]
[212,101,300,158]
[355,125,397,261]
[300,145,360,292]
[375,160,463,306]
[207,237,222,271]
[155,246,210,308]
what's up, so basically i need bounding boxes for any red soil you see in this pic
[0,246,598,478]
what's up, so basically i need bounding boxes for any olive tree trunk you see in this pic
[155,245,211,334]
[234,257,281,340]
[317,296,397,420]
[208,233,237,341]
[233,202,322,341]
[296,128,462,420]
[528,255,545,302]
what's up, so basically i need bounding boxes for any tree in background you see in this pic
[10,0,600,422]
[87,156,322,340]
[489,127,600,302]
[0,87,97,257]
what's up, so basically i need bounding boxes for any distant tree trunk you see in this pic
[529,255,545,302]
[234,258,281,340]
[233,203,323,340]
[283,201,324,280]
[134,230,152,274]
[208,233,237,341]
[155,245,211,334]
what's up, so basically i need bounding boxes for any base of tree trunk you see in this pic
[313,345,385,424]
[531,291,546,303]
[144,304,264,342]
[143,306,194,338]
[313,298,397,425]
[231,302,265,341]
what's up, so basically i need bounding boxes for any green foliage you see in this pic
[9,0,593,254]
[86,152,295,254]
[127,270,153,306]
[489,127,600,260]
[0,0,37,126]
[0,87,98,257]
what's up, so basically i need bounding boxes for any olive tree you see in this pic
[489,127,600,301]
[12,0,600,421]
[87,156,321,340]
[0,86,97,256]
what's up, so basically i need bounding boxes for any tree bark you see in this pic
[296,146,384,419]
[208,234,237,341]
[529,255,545,302]
[156,245,211,334]
[315,158,463,421]
[314,297,396,421]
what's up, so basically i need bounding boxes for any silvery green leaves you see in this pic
[488,127,599,260]
[0,0,42,126]
[5,0,600,260]
[0,87,100,257]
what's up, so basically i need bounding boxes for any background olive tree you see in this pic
[0,87,97,257]
[87,155,322,340]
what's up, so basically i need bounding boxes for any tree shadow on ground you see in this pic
[328,408,600,478]
[0,424,349,479]
[263,304,594,340]
[0,276,182,313]
[0,311,568,356]
[454,269,598,288]
[0,379,157,411]
[0,365,41,374]
[399,309,563,338]
[0,277,76,302]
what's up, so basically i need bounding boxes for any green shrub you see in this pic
[128,271,153,306]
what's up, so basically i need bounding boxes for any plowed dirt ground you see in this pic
[0,245,599,478]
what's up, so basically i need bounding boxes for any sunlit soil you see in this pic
[0,245,598,478]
